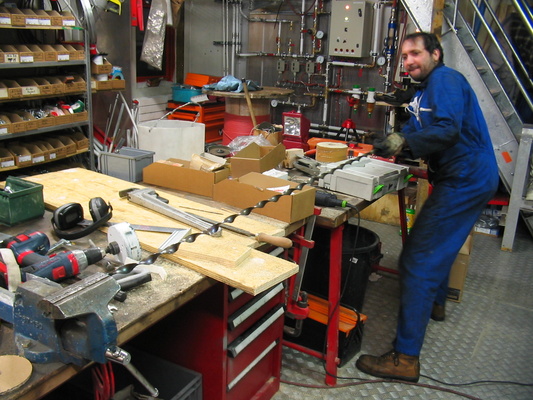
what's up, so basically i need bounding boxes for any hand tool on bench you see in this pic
[119,188,292,248]
[119,188,222,237]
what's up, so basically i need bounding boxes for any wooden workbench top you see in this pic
[205,86,293,99]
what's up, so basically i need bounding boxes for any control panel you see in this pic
[328,0,374,58]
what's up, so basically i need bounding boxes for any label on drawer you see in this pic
[0,127,8,135]
[49,152,57,160]
[1,159,15,168]
[62,19,75,27]
[0,17,11,25]
[22,86,40,96]
[58,54,70,61]
[20,55,34,63]
[26,17,40,25]
[32,155,45,163]
[19,155,31,163]
[0,88,8,98]
[38,18,51,26]
[3,54,18,63]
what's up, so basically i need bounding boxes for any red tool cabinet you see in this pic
[167,101,225,143]
[131,281,285,400]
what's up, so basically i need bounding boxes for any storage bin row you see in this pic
[0,76,87,100]
[0,7,76,28]
[0,43,85,64]
[0,109,88,134]
[0,132,89,169]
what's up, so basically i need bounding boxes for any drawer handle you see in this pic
[228,283,283,330]
[228,305,284,358]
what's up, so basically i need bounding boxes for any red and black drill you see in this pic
[0,231,119,288]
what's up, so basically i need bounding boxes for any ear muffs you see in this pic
[52,197,113,240]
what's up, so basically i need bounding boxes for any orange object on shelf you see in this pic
[167,101,225,143]
[306,293,367,334]
[306,138,373,158]
[184,73,222,88]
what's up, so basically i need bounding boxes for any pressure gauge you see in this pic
[377,56,387,66]
[315,30,325,39]
[271,99,279,107]
[316,55,325,64]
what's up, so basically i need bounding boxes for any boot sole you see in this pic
[356,360,420,383]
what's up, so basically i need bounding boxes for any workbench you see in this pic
[0,169,304,400]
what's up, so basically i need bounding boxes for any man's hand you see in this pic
[372,132,406,158]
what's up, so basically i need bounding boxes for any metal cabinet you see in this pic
[131,282,285,400]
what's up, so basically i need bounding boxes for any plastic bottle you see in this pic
[366,87,376,117]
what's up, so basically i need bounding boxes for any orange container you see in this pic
[184,73,221,87]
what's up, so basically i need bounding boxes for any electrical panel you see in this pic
[328,1,374,58]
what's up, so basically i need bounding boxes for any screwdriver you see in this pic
[315,191,357,209]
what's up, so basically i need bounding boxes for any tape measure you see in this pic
[107,222,142,263]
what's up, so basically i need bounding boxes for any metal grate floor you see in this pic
[274,219,533,400]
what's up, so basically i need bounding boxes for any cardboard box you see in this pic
[446,233,473,302]
[0,147,15,169]
[71,110,88,123]
[20,9,39,26]
[25,143,46,164]
[14,111,39,131]
[91,59,113,75]
[70,43,85,59]
[0,7,12,26]
[7,144,32,167]
[62,43,78,60]
[13,44,33,63]
[39,44,59,62]
[32,77,53,95]
[447,253,469,303]
[143,158,231,198]
[17,78,40,96]
[213,172,315,223]
[45,137,67,158]
[47,10,63,26]
[34,140,57,161]
[0,114,11,134]
[51,44,70,61]
[60,11,76,27]
[229,142,286,178]
[56,135,77,154]
[9,8,26,26]
[43,76,64,94]
[92,78,113,91]
[4,113,24,132]
[33,9,51,26]
[2,79,23,99]
[0,82,9,100]
[70,131,89,149]
[111,79,126,90]
[26,44,45,62]
[0,45,19,63]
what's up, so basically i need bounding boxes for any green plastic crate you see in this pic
[0,176,45,226]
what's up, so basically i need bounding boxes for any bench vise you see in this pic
[0,272,121,365]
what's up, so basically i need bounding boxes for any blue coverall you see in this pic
[395,63,499,357]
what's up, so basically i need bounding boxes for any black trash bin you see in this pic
[301,224,382,312]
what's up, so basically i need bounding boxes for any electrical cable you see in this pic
[420,374,533,387]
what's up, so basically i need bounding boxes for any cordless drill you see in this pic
[1,231,119,286]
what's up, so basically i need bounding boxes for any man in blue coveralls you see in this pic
[356,32,499,382]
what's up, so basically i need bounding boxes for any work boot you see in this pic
[356,350,420,382]
[431,302,445,321]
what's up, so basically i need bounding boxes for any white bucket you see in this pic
[137,120,205,161]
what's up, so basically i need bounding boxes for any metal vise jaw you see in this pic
[6,272,120,365]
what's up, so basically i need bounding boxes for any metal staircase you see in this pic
[402,0,533,250]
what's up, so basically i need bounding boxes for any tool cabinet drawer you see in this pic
[227,283,284,343]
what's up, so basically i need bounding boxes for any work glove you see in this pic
[372,132,406,158]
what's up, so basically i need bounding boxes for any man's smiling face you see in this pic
[401,36,441,82]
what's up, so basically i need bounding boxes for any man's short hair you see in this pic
[404,32,444,62]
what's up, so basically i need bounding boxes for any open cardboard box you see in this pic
[229,142,285,178]
[213,172,315,223]
[447,231,473,303]
[143,158,230,198]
